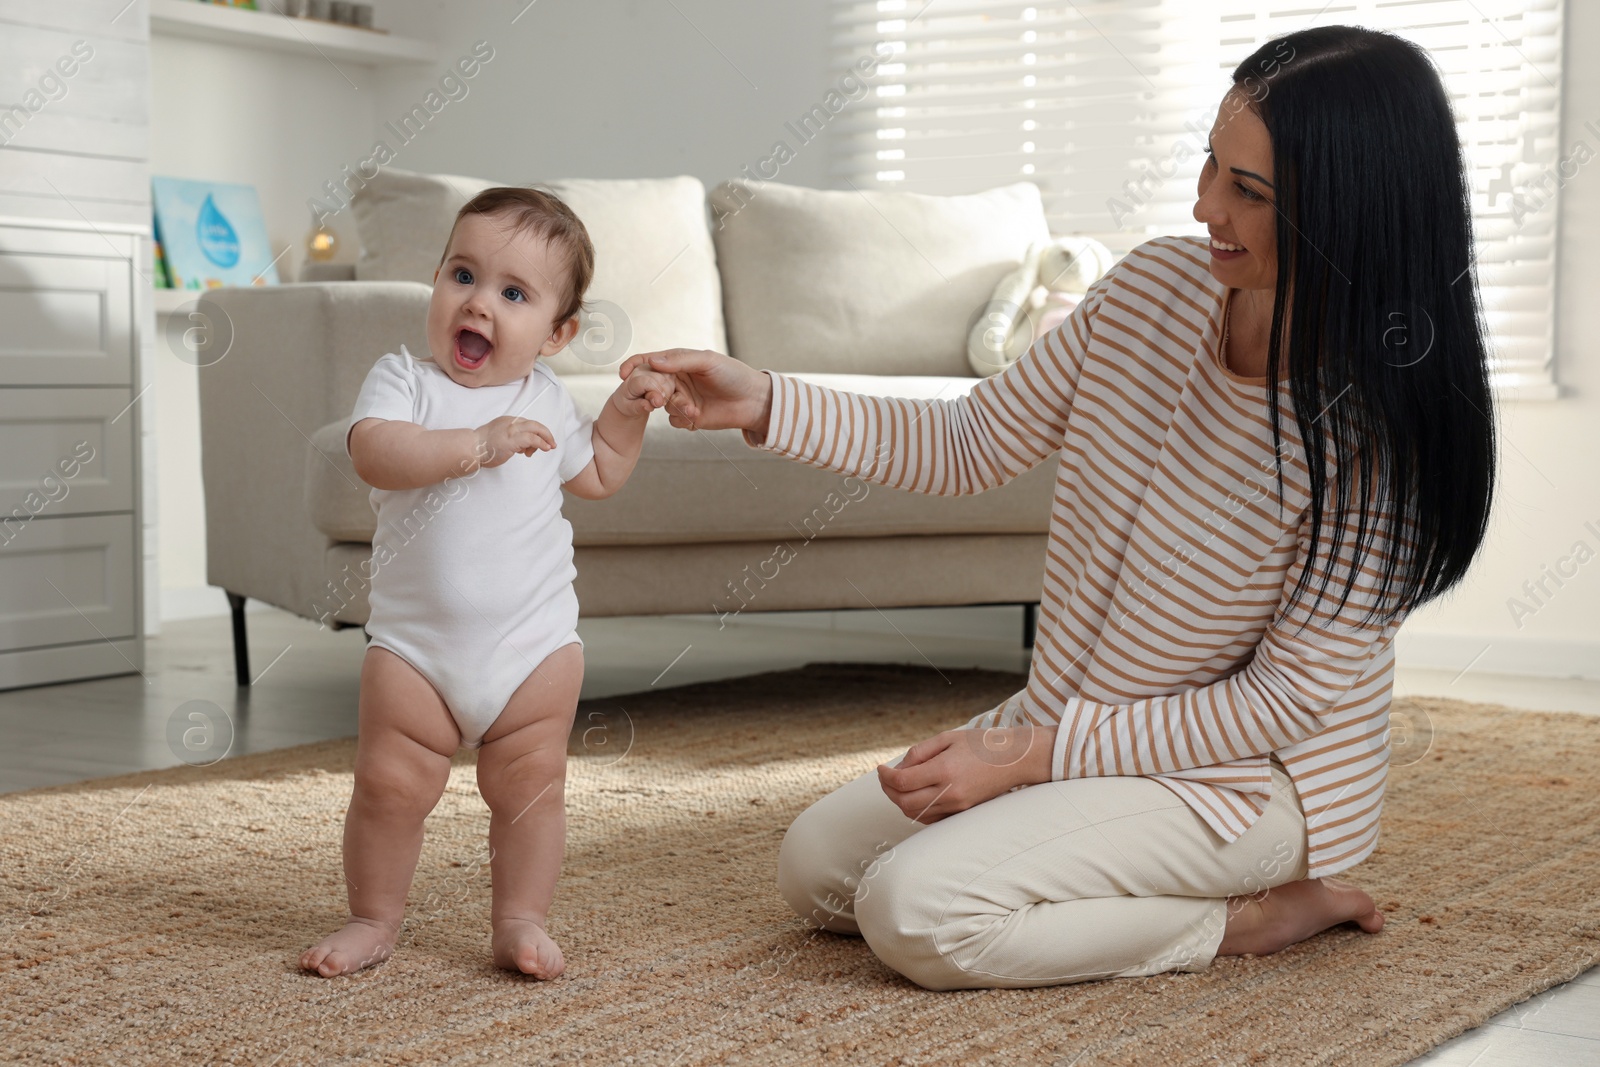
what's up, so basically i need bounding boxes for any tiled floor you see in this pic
[1,604,1595,1064]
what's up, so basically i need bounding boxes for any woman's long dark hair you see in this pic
[1234,25,1496,626]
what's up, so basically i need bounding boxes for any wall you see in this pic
[0,2,149,227]
[1393,0,1600,680]
[369,0,837,192]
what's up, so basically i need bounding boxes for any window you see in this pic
[833,0,1566,394]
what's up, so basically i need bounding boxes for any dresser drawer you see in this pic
[0,513,136,651]
[0,388,135,515]
[0,251,133,386]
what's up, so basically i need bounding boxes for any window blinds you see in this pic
[832,0,1565,393]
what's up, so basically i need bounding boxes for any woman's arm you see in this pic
[878,496,1408,822]
[624,279,1106,497]
[1043,504,1405,782]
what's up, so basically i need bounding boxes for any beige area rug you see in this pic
[3,664,1598,1066]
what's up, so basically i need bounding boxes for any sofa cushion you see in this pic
[709,180,1050,378]
[350,168,726,376]
[306,373,1058,547]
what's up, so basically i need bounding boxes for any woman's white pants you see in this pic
[777,757,1310,990]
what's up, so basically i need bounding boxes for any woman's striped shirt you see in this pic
[753,234,1405,879]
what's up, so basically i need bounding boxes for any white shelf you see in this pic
[149,0,437,66]
[153,287,201,314]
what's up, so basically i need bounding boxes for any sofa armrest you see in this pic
[197,281,430,620]
[305,419,374,543]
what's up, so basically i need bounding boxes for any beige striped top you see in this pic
[753,234,1406,879]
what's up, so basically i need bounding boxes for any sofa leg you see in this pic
[227,591,251,686]
[1022,603,1037,649]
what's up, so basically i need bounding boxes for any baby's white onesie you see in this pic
[345,346,595,747]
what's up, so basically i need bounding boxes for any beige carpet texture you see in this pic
[3,663,1598,1066]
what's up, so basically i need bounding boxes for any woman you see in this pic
[621,25,1495,990]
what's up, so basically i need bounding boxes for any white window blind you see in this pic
[832,0,1565,394]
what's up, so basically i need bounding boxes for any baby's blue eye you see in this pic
[503,287,525,303]
[454,267,473,285]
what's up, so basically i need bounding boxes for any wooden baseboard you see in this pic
[1396,629,1600,681]
[0,638,144,691]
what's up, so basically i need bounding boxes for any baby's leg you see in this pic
[300,646,459,977]
[475,642,583,978]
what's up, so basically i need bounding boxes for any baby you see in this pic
[300,187,674,979]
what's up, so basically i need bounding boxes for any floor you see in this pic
[2,603,1596,1065]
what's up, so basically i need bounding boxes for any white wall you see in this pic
[1394,0,1600,680]
[368,0,836,191]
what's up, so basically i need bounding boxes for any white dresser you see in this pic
[0,1,152,688]
[0,219,147,688]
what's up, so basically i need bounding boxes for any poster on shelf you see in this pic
[151,176,278,290]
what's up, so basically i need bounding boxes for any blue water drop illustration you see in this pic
[196,193,240,269]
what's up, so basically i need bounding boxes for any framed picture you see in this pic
[151,176,278,290]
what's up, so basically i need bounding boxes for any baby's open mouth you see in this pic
[455,327,492,370]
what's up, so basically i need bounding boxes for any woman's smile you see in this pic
[1209,235,1248,260]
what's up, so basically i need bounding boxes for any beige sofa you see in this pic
[198,169,1099,685]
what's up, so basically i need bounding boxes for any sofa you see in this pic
[196,169,1106,685]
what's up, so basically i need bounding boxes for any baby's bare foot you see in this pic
[492,917,565,979]
[300,917,397,977]
[1217,876,1385,958]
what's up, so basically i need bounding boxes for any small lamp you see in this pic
[307,228,338,262]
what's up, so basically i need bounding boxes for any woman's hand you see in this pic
[617,348,773,439]
[877,725,1057,823]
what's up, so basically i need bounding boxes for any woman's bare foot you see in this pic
[1217,877,1385,957]
[492,917,565,979]
[300,917,398,977]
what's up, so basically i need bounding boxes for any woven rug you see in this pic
[3,663,1597,1066]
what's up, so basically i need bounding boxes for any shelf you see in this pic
[149,0,437,66]
[154,287,190,314]
[153,287,213,314]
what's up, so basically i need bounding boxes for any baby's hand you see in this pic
[473,415,554,469]
[611,366,676,418]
